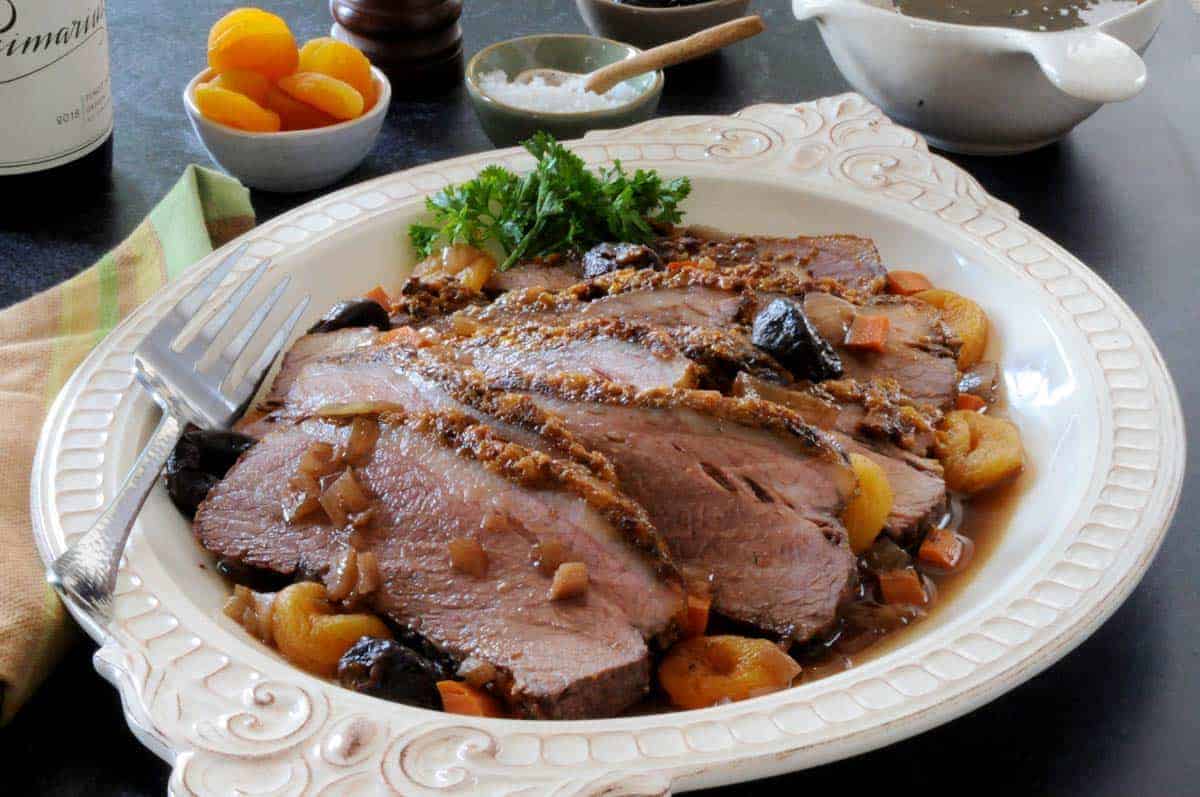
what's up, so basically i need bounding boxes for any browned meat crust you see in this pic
[389,276,489,327]
[652,227,888,295]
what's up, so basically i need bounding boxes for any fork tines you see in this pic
[136,243,310,427]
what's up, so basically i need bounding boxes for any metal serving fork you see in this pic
[47,244,310,621]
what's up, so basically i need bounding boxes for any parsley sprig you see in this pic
[408,132,691,271]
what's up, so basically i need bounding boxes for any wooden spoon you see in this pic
[515,16,765,95]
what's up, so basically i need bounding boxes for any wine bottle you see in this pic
[0,1,113,189]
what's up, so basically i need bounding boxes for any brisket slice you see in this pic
[482,229,888,296]
[486,253,584,294]
[260,328,378,410]
[732,373,947,541]
[263,343,859,642]
[451,318,790,393]
[244,344,622,487]
[461,269,759,332]
[451,319,704,391]
[652,227,887,295]
[195,410,684,719]
[424,361,860,643]
[803,291,960,409]
[732,374,940,456]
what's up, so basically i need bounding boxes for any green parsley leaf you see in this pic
[408,132,691,270]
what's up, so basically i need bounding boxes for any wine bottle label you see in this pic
[0,1,113,175]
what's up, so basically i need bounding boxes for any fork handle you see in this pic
[48,412,185,622]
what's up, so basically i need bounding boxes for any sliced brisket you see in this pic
[452,319,703,391]
[652,227,887,294]
[195,410,683,718]
[731,373,947,541]
[803,292,960,409]
[261,343,859,642]
[419,360,861,643]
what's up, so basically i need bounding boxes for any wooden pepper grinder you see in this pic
[330,0,464,97]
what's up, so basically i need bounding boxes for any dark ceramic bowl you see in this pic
[575,0,752,49]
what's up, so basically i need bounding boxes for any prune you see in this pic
[581,242,662,279]
[750,298,843,382]
[307,299,391,334]
[277,72,364,121]
[215,558,290,593]
[337,636,444,710]
[165,428,256,517]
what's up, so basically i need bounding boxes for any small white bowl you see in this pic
[183,67,390,193]
[793,0,1166,155]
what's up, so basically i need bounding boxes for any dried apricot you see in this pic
[843,453,894,554]
[207,8,298,80]
[298,37,376,109]
[194,84,281,133]
[270,582,391,677]
[914,289,989,368]
[278,72,365,121]
[204,69,271,104]
[659,635,800,710]
[263,86,339,131]
[935,410,1024,494]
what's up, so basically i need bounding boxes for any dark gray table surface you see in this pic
[2,1,1197,795]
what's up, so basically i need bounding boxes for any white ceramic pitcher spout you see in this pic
[792,0,1147,105]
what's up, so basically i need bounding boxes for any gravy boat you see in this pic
[792,0,1166,154]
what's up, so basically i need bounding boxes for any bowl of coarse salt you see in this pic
[466,34,664,146]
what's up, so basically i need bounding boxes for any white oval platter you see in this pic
[31,93,1184,796]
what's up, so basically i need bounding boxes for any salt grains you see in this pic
[478,70,642,112]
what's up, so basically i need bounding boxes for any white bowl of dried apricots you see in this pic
[184,7,390,193]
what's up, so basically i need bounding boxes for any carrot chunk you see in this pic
[886,270,934,296]
[918,527,965,570]
[844,314,891,352]
[376,326,428,347]
[878,568,928,605]
[437,680,506,718]
[363,285,392,308]
[955,393,987,412]
[680,593,711,638]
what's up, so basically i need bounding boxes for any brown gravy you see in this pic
[893,0,1140,31]
[623,449,1030,716]
[796,467,1031,683]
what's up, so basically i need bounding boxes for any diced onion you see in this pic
[549,562,588,601]
[530,539,567,577]
[456,656,498,687]
[342,416,380,465]
[316,402,405,418]
[298,442,337,477]
[449,537,488,579]
[282,472,321,523]
[326,546,359,603]
[320,468,371,527]
[223,585,276,645]
[355,551,380,598]
[413,244,495,290]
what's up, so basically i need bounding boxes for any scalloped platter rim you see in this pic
[30,93,1184,796]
